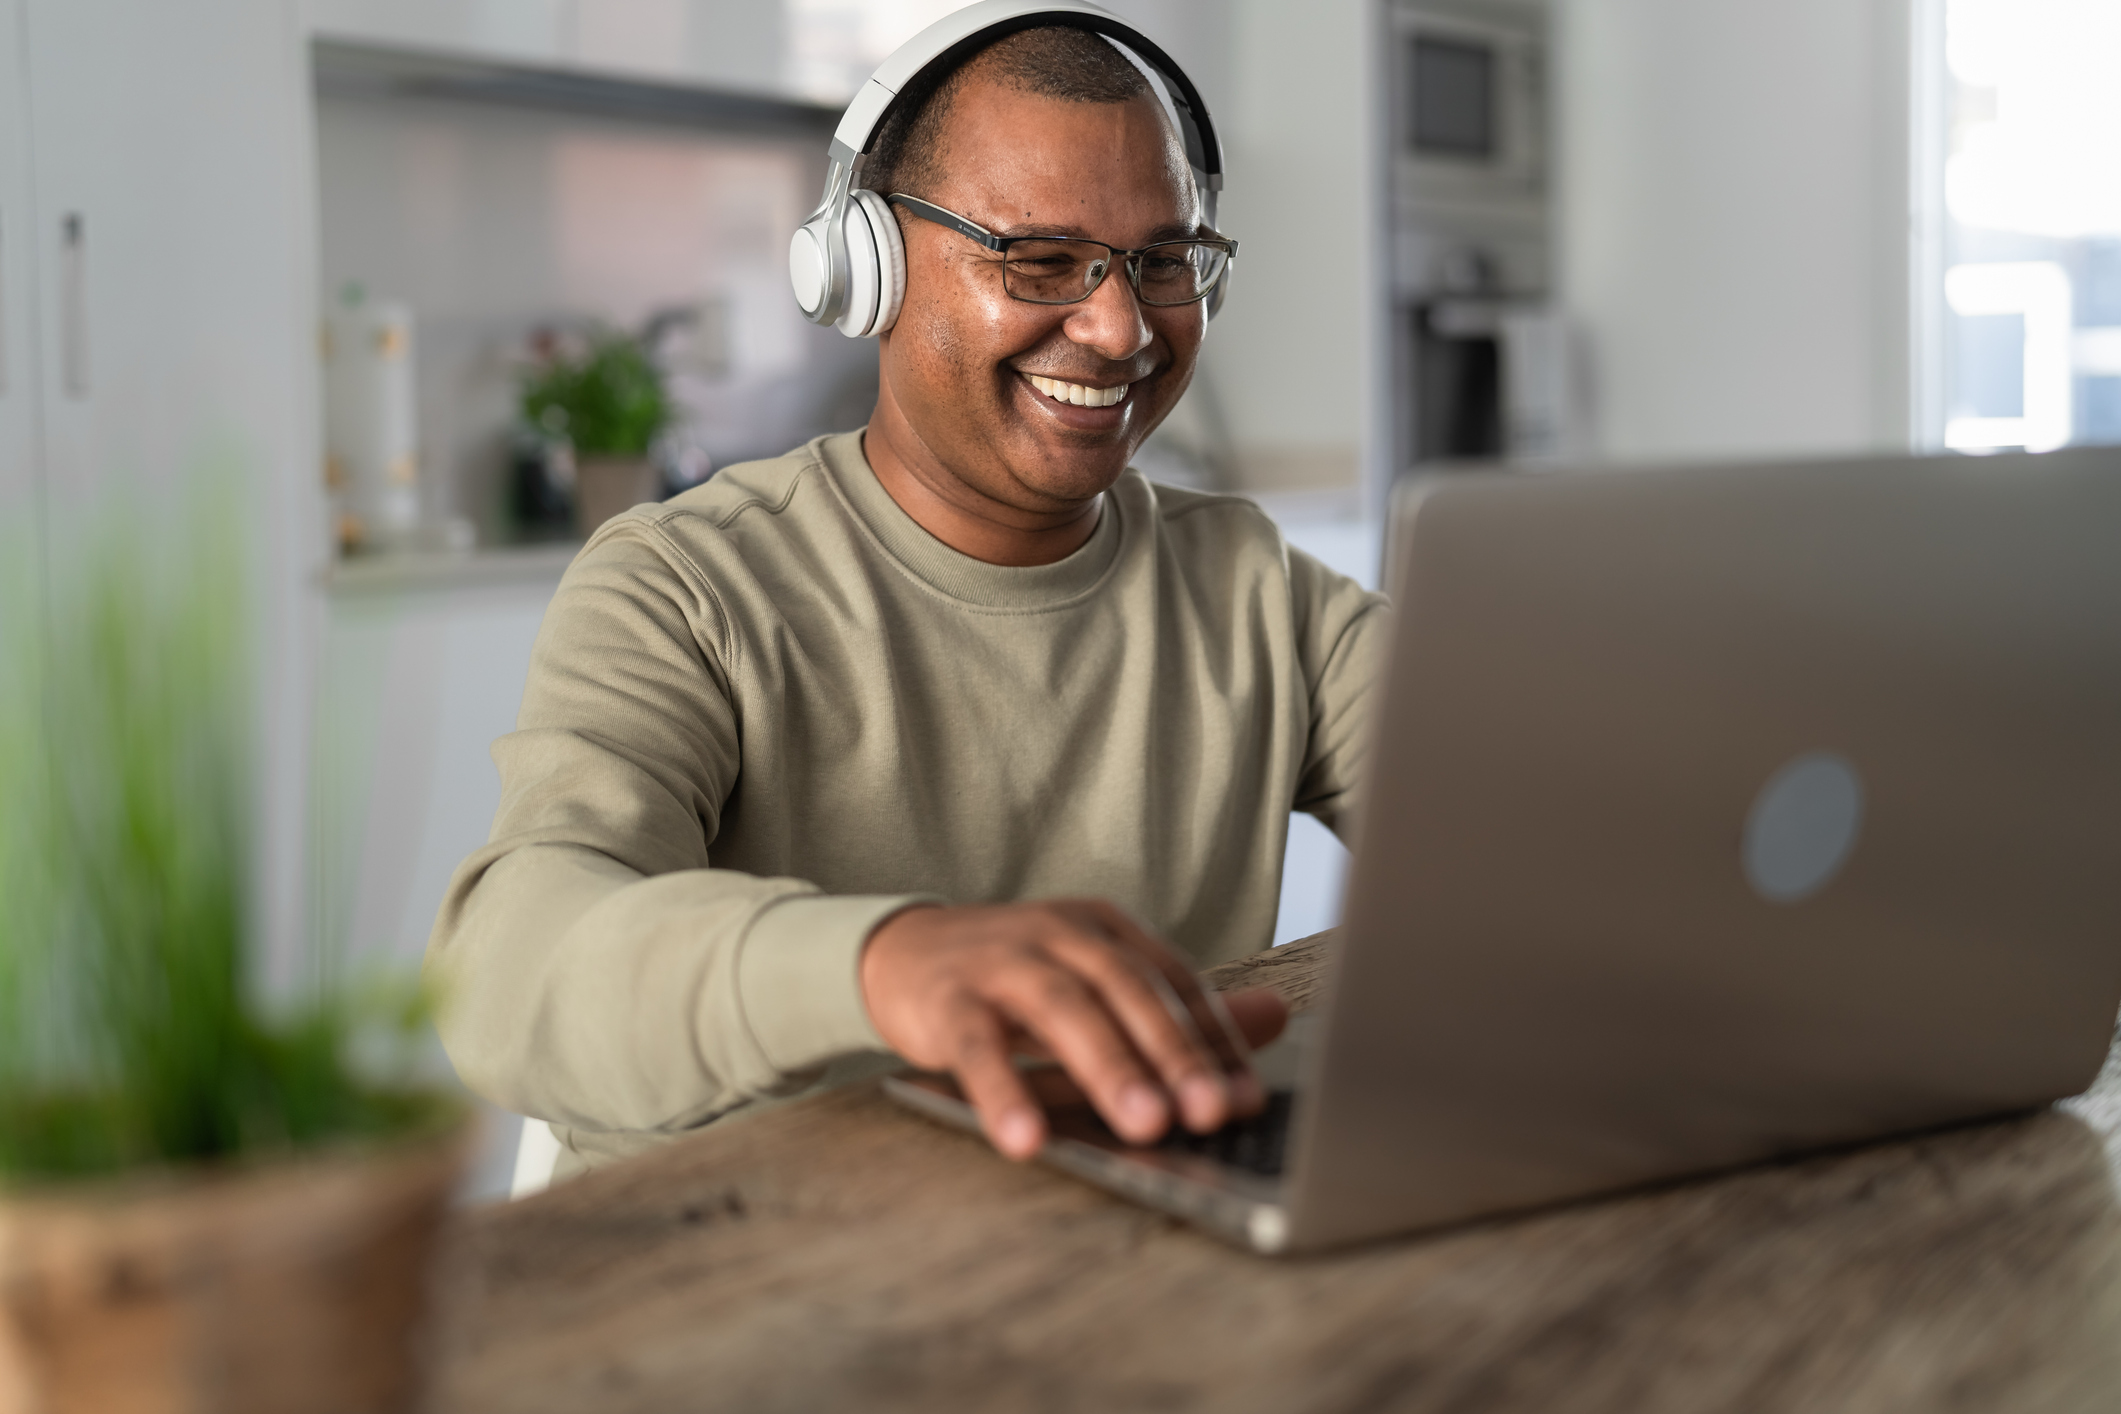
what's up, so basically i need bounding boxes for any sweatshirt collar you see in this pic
[817,431,1126,611]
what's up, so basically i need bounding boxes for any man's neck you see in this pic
[862,399,1103,569]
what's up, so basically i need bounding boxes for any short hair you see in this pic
[860,25,1154,199]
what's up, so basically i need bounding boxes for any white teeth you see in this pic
[1027,374,1128,408]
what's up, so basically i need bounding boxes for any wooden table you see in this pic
[429,933,2121,1413]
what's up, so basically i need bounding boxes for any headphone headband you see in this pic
[790,0,1229,332]
[829,0,1223,200]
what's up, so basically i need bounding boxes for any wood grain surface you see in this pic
[429,932,2121,1414]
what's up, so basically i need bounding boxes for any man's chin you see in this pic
[1005,452,1134,508]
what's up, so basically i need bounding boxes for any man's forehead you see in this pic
[926,80,1199,232]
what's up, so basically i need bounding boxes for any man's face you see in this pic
[877,79,1206,517]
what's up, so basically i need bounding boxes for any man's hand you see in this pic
[860,900,1289,1160]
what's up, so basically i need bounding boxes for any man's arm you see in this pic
[425,526,931,1135]
[1287,545,1393,842]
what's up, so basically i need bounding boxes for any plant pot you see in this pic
[574,456,660,539]
[0,1122,470,1414]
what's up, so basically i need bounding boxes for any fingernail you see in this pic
[1180,1074,1227,1129]
[995,1108,1041,1157]
[1119,1082,1166,1135]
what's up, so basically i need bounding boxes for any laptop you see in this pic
[886,447,2121,1254]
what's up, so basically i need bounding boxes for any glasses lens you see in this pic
[1134,242,1230,306]
[1002,240,1109,304]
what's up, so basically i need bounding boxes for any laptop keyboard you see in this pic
[1156,1089,1296,1176]
[1070,1089,1297,1177]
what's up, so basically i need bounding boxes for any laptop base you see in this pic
[883,1073,1292,1254]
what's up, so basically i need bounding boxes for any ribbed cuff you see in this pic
[733,893,939,1074]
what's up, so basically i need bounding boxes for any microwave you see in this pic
[1391,3,1547,219]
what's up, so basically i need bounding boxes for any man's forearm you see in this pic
[425,837,925,1135]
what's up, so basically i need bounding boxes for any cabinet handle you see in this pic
[61,211,87,398]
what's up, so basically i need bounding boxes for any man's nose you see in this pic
[1060,262,1152,361]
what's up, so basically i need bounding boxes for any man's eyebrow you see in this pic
[988,219,1207,243]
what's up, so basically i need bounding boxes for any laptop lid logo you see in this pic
[1742,752,1865,904]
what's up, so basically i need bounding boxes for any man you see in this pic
[429,25,1387,1180]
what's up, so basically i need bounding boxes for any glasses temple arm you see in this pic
[885,194,1008,252]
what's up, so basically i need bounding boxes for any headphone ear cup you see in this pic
[788,219,830,319]
[1205,258,1231,321]
[855,190,906,335]
[834,194,881,338]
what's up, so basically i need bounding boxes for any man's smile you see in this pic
[1010,368,1143,433]
[1022,373,1132,408]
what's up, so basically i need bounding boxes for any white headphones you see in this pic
[787,0,1229,339]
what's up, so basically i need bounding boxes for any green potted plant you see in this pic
[519,327,673,538]
[0,498,465,1414]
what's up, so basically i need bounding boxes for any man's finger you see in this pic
[985,959,1172,1144]
[1217,987,1291,1051]
[1084,902,1256,1064]
[1045,930,1240,1133]
[1068,902,1265,1116]
[939,994,1045,1160]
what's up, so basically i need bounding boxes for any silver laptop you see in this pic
[887,447,2121,1254]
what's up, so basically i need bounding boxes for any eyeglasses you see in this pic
[886,194,1237,308]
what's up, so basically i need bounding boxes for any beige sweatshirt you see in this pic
[427,431,1387,1174]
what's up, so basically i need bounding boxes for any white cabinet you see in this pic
[21,0,317,515]
[5,0,327,986]
[307,0,790,98]
[1,0,47,788]
[0,0,38,552]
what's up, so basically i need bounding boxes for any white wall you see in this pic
[1206,0,1380,495]
[1555,0,1918,462]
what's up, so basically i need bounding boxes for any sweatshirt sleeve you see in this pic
[423,519,932,1136]
[1286,545,1392,843]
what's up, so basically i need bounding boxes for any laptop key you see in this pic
[1152,1090,1296,1178]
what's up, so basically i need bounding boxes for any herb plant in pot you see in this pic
[0,502,465,1414]
[519,329,672,539]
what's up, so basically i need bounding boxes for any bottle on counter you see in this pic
[321,283,421,555]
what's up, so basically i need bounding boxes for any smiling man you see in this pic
[428,24,1388,1181]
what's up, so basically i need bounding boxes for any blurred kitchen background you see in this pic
[3,0,2115,1199]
